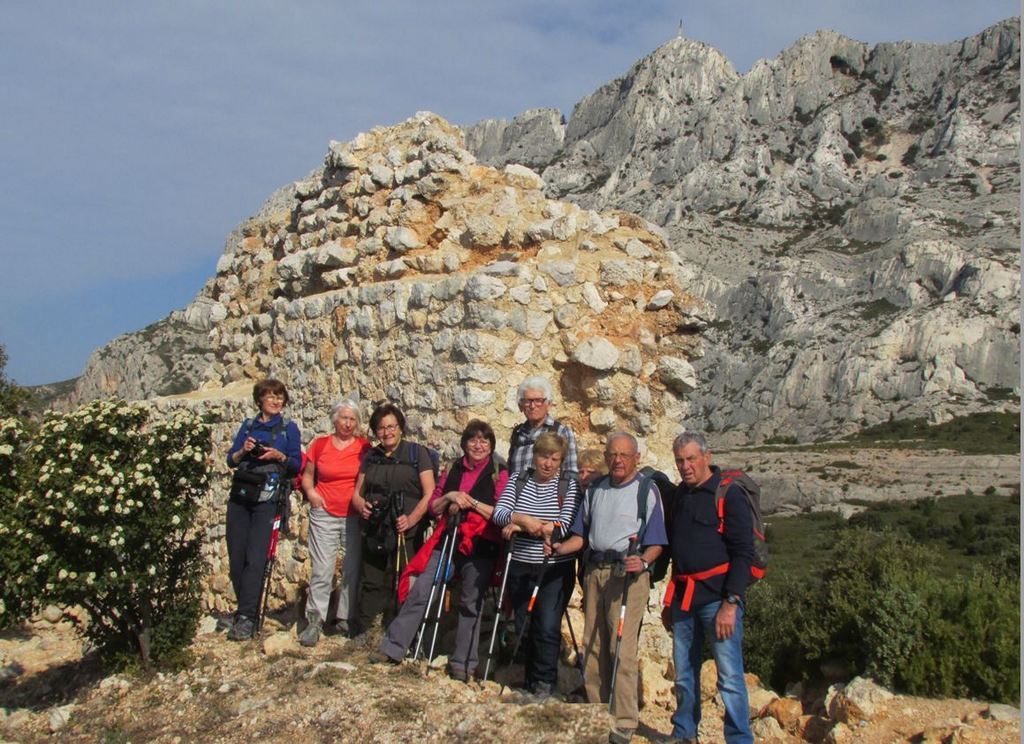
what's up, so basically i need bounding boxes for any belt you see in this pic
[587,549,627,566]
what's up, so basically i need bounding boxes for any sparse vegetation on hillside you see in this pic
[846,411,1020,455]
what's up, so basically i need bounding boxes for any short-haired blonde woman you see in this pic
[491,432,580,699]
[298,400,371,646]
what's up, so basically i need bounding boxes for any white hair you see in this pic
[517,376,554,404]
[330,399,361,424]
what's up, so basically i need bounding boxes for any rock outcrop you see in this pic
[465,18,1021,443]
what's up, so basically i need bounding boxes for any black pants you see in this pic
[507,559,575,691]
[225,498,278,619]
[357,524,425,633]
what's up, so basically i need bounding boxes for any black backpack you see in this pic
[715,470,768,584]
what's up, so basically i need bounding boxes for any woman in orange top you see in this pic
[298,399,371,646]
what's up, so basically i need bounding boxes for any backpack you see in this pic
[715,469,768,583]
[634,466,675,582]
[507,418,563,469]
[512,468,572,508]
[363,441,440,479]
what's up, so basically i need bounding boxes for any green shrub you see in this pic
[899,569,1020,702]
[745,524,1020,702]
[0,399,213,668]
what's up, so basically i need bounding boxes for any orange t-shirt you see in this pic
[307,435,371,517]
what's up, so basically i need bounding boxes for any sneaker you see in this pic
[227,616,255,641]
[608,729,635,744]
[368,650,400,665]
[298,619,322,647]
[446,663,469,682]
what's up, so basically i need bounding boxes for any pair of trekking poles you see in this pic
[481,533,639,713]
[479,530,587,688]
[411,510,464,665]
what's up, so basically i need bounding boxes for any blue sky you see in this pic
[1,1,1017,385]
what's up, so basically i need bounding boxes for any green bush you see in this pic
[744,527,1020,703]
[0,399,212,668]
[899,569,1020,702]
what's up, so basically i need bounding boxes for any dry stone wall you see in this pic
[198,113,710,463]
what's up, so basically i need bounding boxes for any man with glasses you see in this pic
[507,375,578,480]
[552,432,667,744]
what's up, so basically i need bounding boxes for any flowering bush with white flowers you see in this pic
[0,399,212,668]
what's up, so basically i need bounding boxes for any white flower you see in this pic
[147,566,156,576]
[58,569,68,580]
[171,515,181,526]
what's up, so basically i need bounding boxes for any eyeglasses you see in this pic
[262,393,285,401]
[521,398,548,407]
[376,424,400,433]
[606,452,636,461]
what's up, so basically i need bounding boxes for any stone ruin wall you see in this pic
[169,113,713,613]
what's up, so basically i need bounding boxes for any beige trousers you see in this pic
[583,564,651,731]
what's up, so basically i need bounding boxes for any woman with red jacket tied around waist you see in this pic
[372,419,508,680]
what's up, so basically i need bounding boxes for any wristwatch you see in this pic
[640,558,650,573]
[725,594,741,605]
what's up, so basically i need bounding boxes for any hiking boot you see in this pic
[227,616,255,641]
[323,619,349,637]
[530,681,554,701]
[608,729,635,744]
[368,650,400,665]
[298,619,322,647]
[215,614,236,633]
[446,663,469,682]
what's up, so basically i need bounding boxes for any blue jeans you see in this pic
[507,559,574,691]
[670,600,753,744]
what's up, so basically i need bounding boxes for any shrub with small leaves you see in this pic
[0,399,212,668]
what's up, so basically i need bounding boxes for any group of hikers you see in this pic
[224,375,759,744]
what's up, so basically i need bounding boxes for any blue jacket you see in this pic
[226,414,302,477]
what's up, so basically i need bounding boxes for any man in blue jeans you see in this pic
[661,432,754,744]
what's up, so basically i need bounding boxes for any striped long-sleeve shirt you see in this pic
[491,470,580,565]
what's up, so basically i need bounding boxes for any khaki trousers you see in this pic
[583,564,651,731]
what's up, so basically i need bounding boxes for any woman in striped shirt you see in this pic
[491,431,580,698]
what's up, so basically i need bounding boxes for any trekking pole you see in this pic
[563,606,585,681]
[254,495,287,634]
[608,535,639,712]
[412,523,454,662]
[500,545,554,693]
[482,540,515,682]
[426,510,463,665]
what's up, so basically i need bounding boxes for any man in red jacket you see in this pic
[662,431,754,744]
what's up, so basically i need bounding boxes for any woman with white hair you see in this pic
[298,399,371,646]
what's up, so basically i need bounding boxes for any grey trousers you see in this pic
[304,507,362,624]
[378,545,495,672]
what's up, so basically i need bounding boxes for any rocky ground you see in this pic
[2,607,1019,744]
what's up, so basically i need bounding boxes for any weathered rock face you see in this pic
[465,18,1021,443]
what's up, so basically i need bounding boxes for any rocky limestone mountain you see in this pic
[466,18,1021,443]
[59,20,1020,447]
